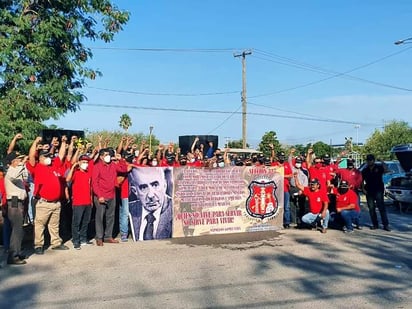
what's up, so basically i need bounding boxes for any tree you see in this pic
[86,130,159,151]
[228,139,249,149]
[119,114,132,132]
[0,1,129,152]
[363,120,412,160]
[258,131,281,157]
[310,141,332,158]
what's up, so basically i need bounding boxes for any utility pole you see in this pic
[354,124,360,146]
[234,50,252,149]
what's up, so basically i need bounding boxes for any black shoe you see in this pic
[7,256,27,265]
[34,247,44,255]
[52,244,69,251]
[370,225,378,230]
[81,241,94,246]
[383,226,391,232]
[283,224,290,229]
[74,244,81,250]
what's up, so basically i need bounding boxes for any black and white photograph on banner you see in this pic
[128,167,173,241]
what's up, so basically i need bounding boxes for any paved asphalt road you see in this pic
[0,204,411,309]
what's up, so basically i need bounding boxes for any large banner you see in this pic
[173,166,284,238]
[129,166,284,241]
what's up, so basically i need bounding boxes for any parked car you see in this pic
[386,144,412,206]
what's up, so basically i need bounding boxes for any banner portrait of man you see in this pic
[128,167,173,241]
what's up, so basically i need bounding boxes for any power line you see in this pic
[86,86,239,97]
[249,46,412,98]
[90,47,245,53]
[207,104,242,134]
[82,102,378,126]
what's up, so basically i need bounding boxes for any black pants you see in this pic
[94,197,116,240]
[7,200,24,258]
[72,205,92,245]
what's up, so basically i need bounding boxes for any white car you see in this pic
[386,144,412,206]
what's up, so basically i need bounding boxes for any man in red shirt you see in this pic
[92,148,127,246]
[66,154,94,249]
[271,151,293,229]
[306,149,328,193]
[27,137,69,254]
[337,159,362,206]
[294,176,330,233]
[334,180,361,233]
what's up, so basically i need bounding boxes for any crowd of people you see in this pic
[0,133,391,266]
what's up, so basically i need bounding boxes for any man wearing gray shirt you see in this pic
[289,156,309,227]
[4,151,28,265]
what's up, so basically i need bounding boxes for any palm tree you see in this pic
[119,114,132,132]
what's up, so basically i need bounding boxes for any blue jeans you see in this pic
[340,209,360,231]
[302,210,330,229]
[283,191,291,225]
[365,191,389,227]
[119,198,129,236]
[2,216,11,251]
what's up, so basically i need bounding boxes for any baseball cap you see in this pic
[339,180,350,188]
[79,154,91,161]
[309,178,320,185]
[5,151,25,164]
[38,150,52,157]
[295,157,302,163]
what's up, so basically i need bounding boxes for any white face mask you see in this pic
[151,160,158,166]
[80,163,88,170]
[295,163,302,169]
[134,150,139,157]
[190,158,195,163]
[103,155,111,163]
[212,163,217,168]
[218,162,225,168]
[44,157,52,166]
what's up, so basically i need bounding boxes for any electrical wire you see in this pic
[250,46,412,98]
[90,47,245,53]
[207,104,242,134]
[82,102,378,126]
[87,86,239,97]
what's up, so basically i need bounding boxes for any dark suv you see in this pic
[385,144,412,206]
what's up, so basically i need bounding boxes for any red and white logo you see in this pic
[246,178,279,219]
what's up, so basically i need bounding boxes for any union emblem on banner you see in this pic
[245,178,279,220]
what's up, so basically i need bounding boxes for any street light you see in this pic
[149,125,154,155]
[394,37,412,45]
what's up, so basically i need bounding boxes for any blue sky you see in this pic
[46,0,412,148]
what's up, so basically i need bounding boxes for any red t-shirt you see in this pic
[120,176,129,199]
[27,158,64,201]
[335,188,360,212]
[338,168,363,190]
[324,164,336,182]
[272,162,292,192]
[71,168,93,206]
[303,187,329,213]
[0,177,6,206]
